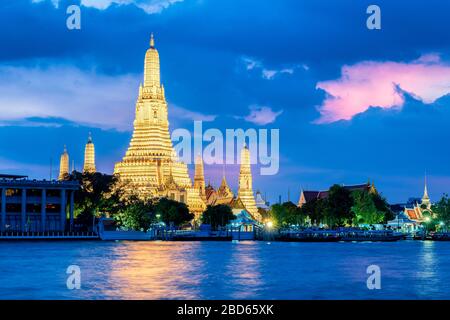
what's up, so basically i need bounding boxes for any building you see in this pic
[113,34,206,217]
[237,145,261,221]
[255,191,269,210]
[0,174,79,232]
[194,155,206,202]
[58,146,69,181]
[83,132,96,174]
[403,177,433,222]
[298,182,377,207]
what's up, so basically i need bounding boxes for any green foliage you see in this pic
[432,194,450,225]
[323,185,354,227]
[68,171,120,229]
[269,201,306,227]
[155,198,194,226]
[201,205,235,230]
[299,198,325,226]
[351,190,385,224]
[115,200,154,231]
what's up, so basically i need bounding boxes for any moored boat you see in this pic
[341,230,403,242]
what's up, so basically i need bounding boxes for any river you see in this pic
[0,240,448,299]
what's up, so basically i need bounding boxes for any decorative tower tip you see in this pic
[150,33,155,48]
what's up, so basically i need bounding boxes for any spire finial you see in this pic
[150,33,155,48]
[63,145,67,153]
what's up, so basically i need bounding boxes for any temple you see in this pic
[404,177,432,222]
[298,182,377,207]
[237,145,261,221]
[58,146,69,181]
[113,34,206,217]
[83,133,96,174]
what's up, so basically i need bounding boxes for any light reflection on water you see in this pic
[1,240,450,300]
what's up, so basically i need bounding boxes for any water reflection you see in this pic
[225,242,263,299]
[101,242,202,299]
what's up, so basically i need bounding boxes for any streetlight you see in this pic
[266,221,273,229]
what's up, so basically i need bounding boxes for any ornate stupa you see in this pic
[58,145,69,180]
[114,34,205,216]
[238,145,261,221]
[83,133,96,174]
[217,171,234,204]
[255,191,269,210]
[194,155,206,202]
[422,175,431,209]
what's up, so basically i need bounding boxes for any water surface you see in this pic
[0,240,448,299]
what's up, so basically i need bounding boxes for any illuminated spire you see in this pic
[58,145,69,180]
[194,154,206,201]
[83,133,96,174]
[422,174,430,203]
[238,146,261,221]
[144,33,160,87]
[150,33,155,48]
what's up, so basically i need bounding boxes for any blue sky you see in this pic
[0,0,449,204]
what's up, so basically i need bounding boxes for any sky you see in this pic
[0,0,449,204]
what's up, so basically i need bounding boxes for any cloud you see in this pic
[243,105,283,125]
[0,64,139,131]
[315,54,450,124]
[240,56,298,80]
[170,104,217,122]
[262,68,294,80]
[32,0,183,14]
[0,63,213,131]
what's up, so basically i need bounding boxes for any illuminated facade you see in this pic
[113,35,206,216]
[58,146,69,181]
[194,155,206,202]
[83,133,96,174]
[237,145,261,221]
[404,178,433,222]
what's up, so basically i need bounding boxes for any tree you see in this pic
[323,185,354,227]
[115,201,154,231]
[351,190,384,225]
[201,205,235,230]
[269,202,306,227]
[432,194,450,231]
[68,171,119,230]
[299,198,325,226]
[155,198,194,226]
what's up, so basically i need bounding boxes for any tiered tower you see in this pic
[114,35,205,216]
[58,146,69,180]
[194,155,206,202]
[422,175,431,209]
[238,145,261,221]
[83,133,96,174]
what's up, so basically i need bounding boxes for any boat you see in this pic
[277,231,342,242]
[341,230,403,242]
[431,233,450,241]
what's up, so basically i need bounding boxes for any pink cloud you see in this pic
[315,54,450,124]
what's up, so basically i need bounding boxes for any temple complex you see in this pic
[113,35,206,217]
[83,133,96,174]
[58,146,69,181]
